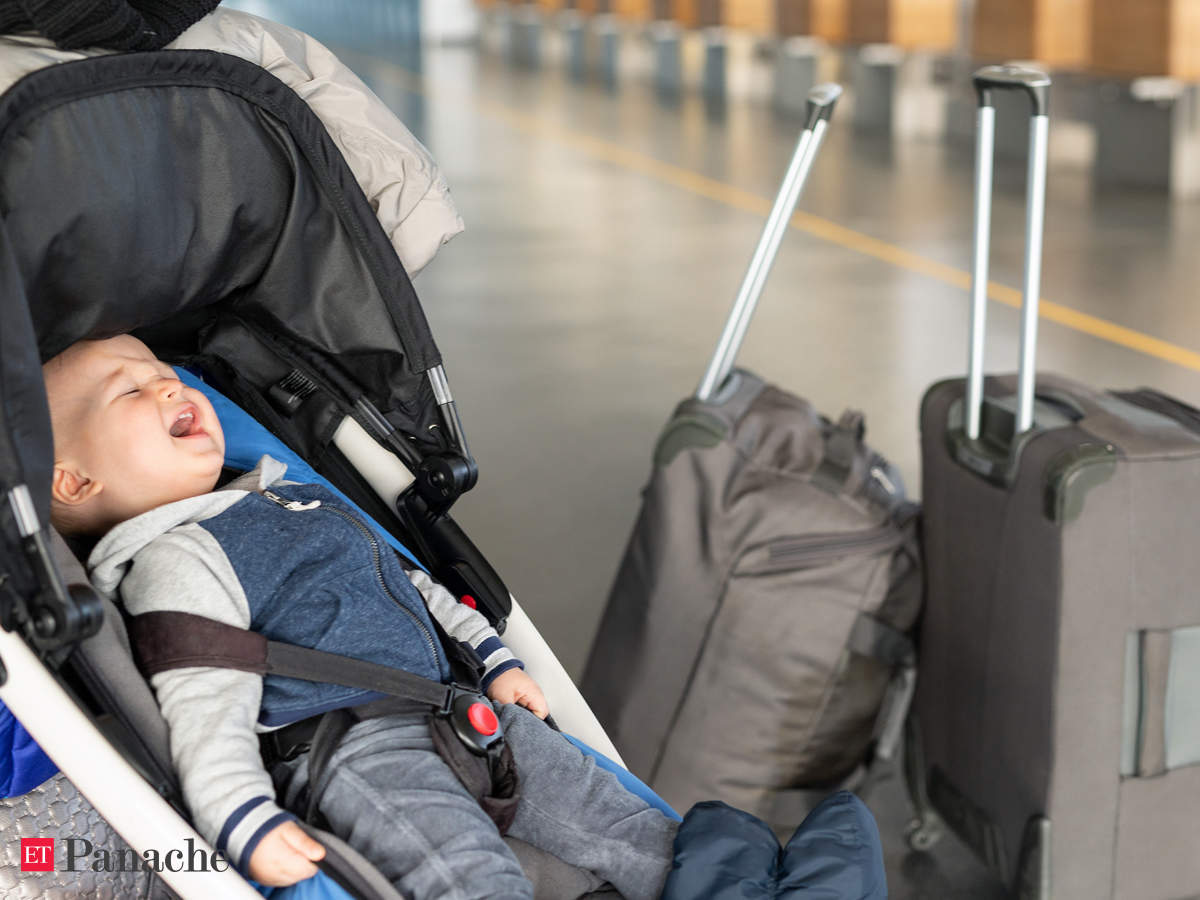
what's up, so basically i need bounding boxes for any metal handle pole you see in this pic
[696,84,841,402]
[964,65,1051,439]
[965,104,995,441]
[1015,113,1049,434]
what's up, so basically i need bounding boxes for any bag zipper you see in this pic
[765,523,904,566]
[262,489,441,665]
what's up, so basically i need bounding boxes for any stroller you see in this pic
[0,25,644,900]
[0,11,889,899]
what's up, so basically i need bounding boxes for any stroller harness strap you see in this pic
[126,610,520,831]
[129,610,456,710]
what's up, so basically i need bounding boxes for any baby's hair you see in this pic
[43,343,94,536]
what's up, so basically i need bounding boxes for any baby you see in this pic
[43,334,677,899]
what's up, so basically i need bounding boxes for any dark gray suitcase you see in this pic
[909,66,1200,900]
[581,85,923,829]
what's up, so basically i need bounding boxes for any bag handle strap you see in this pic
[812,409,866,494]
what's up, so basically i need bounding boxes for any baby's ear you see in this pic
[51,465,102,507]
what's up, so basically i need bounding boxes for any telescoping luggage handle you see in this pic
[696,83,843,402]
[965,66,1051,441]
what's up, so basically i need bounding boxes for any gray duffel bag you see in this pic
[581,370,922,830]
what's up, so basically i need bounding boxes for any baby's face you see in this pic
[44,335,225,531]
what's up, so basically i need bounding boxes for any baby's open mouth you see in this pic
[170,409,200,438]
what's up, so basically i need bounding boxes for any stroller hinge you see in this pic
[19,533,103,651]
[415,453,477,515]
[3,486,103,651]
[393,488,512,631]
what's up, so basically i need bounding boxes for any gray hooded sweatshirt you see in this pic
[87,455,519,870]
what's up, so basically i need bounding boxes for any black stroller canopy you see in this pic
[0,49,445,483]
[0,224,51,528]
[0,48,514,650]
[0,48,528,900]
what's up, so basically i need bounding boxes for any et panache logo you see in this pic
[20,836,229,873]
[19,839,53,872]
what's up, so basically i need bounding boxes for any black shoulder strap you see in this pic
[426,609,485,691]
[127,610,453,711]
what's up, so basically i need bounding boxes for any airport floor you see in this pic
[235,4,1200,896]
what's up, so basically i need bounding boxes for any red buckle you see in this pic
[467,702,499,736]
[446,690,505,756]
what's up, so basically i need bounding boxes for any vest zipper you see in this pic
[263,490,322,511]
[261,489,441,666]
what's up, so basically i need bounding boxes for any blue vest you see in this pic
[198,482,451,727]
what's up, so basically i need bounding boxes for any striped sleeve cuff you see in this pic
[474,635,524,690]
[481,658,524,690]
[216,796,297,873]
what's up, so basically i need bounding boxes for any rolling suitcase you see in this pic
[908,66,1200,900]
[581,84,923,830]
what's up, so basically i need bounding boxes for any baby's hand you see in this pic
[487,668,549,719]
[247,820,325,887]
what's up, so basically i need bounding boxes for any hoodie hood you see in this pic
[87,454,288,598]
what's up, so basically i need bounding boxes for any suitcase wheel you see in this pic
[905,814,945,852]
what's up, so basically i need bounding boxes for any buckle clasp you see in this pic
[440,685,504,756]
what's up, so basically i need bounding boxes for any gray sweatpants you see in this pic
[274,703,678,899]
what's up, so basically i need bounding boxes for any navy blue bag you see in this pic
[662,792,887,900]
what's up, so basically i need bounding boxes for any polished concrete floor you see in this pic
[233,4,1200,896]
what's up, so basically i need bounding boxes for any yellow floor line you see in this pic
[350,50,1200,376]
[475,101,1200,374]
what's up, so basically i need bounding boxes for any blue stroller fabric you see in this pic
[0,712,58,797]
[661,792,887,900]
[256,877,355,900]
[562,735,681,822]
